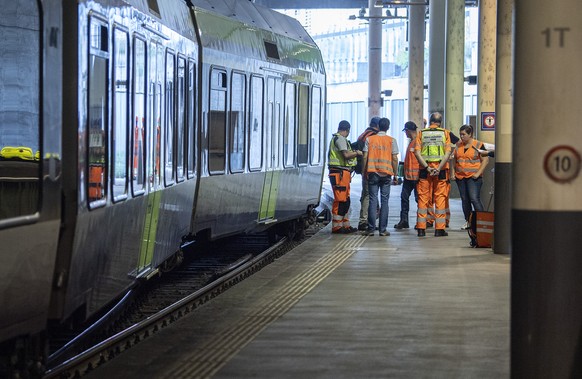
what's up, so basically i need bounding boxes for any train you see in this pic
[0,0,326,376]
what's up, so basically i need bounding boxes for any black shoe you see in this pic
[417,229,426,237]
[358,223,368,231]
[394,221,409,230]
[344,226,358,234]
[434,229,448,237]
[426,222,434,228]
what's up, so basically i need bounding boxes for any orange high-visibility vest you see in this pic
[455,139,484,179]
[404,139,419,180]
[366,134,396,176]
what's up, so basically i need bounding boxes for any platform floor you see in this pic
[86,181,510,379]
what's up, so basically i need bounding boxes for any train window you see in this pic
[264,41,280,60]
[112,28,129,201]
[0,0,40,220]
[164,51,175,186]
[150,43,164,188]
[176,56,186,182]
[249,76,264,171]
[132,37,146,196]
[209,69,227,174]
[147,0,161,17]
[310,86,322,165]
[230,72,246,173]
[187,59,196,178]
[297,84,309,166]
[283,82,296,168]
[88,18,109,207]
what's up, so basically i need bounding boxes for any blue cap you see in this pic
[370,117,381,127]
[402,121,418,131]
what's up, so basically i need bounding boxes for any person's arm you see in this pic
[475,155,489,178]
[341,149,361,159]
[433,131,452,175]
[362,151,369,174]
[414,150,430,170]
[391,153,399,183]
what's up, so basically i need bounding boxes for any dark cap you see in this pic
[370,117,381,127]
[402,121,418,131]
[338,120,351,131]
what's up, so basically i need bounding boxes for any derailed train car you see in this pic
[0,0,326,376]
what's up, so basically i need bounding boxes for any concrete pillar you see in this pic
[493,0,513,255]
[427,0,446,117]
[444,0,465,131]
[476,0,497,214]
[512,1,582,376]
[407,3,425,128]
[368,0,382,119]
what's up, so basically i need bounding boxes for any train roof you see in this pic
[190,0,315,45]
[190,0,324,74]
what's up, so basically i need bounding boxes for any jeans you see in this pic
[359,177,369,225]
[456,177,484,221]
[399,178,418,223]
[367,173,391,233]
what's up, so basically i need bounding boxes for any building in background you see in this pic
[281,7,479,155]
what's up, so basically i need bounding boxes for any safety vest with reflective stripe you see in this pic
[454,139,484,179]
[366,134,396,176]
[404,139,420,180]
[328,133,356,168]
[419,127,447,162]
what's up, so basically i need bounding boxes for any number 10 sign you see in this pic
[543,145,581,183]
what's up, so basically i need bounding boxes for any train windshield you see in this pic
[0,0,41,220]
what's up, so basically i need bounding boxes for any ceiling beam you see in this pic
[253,0,369,9]
[253,0,478,9]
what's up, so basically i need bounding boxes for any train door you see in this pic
[259,77,281,222]
[137,40,164,276]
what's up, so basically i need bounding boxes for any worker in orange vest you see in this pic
[362,117,399,236]
[356,117,381,230]
[453,124,489,229]
[394,121,419,230]
[414,112,451,237]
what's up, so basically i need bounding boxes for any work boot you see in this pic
[426,222,433,228]
[358,222,368,231]
[417,229,426,237]
[394,221,409,230]
[434,229,448,237]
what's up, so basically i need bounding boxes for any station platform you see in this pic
[86,181,510,378]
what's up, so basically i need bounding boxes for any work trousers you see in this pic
[399,178,418,223]
[329,168,352,232]
[416,171,448,230]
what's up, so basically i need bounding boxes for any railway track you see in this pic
[43,225,323,378]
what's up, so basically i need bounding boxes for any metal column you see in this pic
[512,1,582,376]
[494,0,513,255]
[368,0,382,119]
[427,0,446,116]
[407,3,425,128]
[476,0,497,215]
[444,0,465,131]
